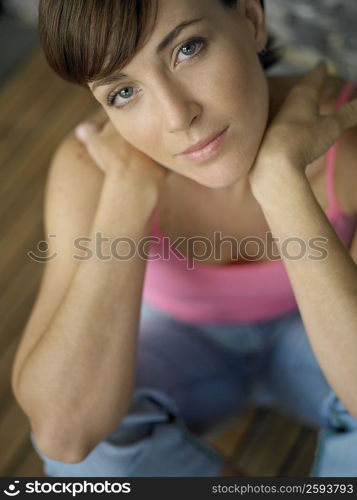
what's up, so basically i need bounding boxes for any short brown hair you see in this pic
[38,0,278,88]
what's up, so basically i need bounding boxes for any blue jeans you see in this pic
[30,302,357,477]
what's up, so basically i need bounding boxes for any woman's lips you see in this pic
[178,126,229,164]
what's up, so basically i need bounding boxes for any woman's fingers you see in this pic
[279,62,357,140]
[75,116,128,173]
[89,108,109,128]
[278,61,328,120]
[317,99,357,148]
[298,60,328,91]
[74,108,109,142]
[304,97,357,166]
[75,122,99,142]
[334,98,357,132]
[294,61,328,100]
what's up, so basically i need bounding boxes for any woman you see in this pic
[11,0,357,477]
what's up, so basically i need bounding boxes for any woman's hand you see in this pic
[74,109,169,201]
[249,62,357,204]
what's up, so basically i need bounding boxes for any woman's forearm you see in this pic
[14,170,156,461]
[257,169,357,419]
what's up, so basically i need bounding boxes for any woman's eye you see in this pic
[107,86,139,108]
[175,38,206,66]
[106,38,206,108]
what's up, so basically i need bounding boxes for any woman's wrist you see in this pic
[250,160,308,212]
[103,166,161,218]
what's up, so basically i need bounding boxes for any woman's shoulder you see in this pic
[44,128,104,232]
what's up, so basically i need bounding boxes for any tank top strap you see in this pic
[326,81,356,216]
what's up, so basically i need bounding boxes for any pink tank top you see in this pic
[142,82,357,325]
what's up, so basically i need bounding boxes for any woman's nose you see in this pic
[157,84,202,133]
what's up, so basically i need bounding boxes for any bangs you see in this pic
[38,0,158,87]
[38,0,278,87]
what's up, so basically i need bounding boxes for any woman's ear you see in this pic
[243,0,268,53]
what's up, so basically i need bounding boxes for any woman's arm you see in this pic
[248,62,357,420]
[258,168,357,420]
[13,122,167,464]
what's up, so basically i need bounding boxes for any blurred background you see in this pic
[0,0,356,478]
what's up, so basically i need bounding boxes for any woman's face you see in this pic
[90,0,269,189]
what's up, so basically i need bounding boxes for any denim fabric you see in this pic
[30,301,357,477]
[310,391,357,477]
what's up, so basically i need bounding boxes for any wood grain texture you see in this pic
[0,49,99,478]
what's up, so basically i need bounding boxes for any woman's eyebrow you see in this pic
[156,16,205,54]
[91,16,206,92]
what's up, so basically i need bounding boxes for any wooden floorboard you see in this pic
[231,409,315,476]
[0,48,99,478]
[0,48,318,477]
[207,408,318,477]
[12,447,45,478]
